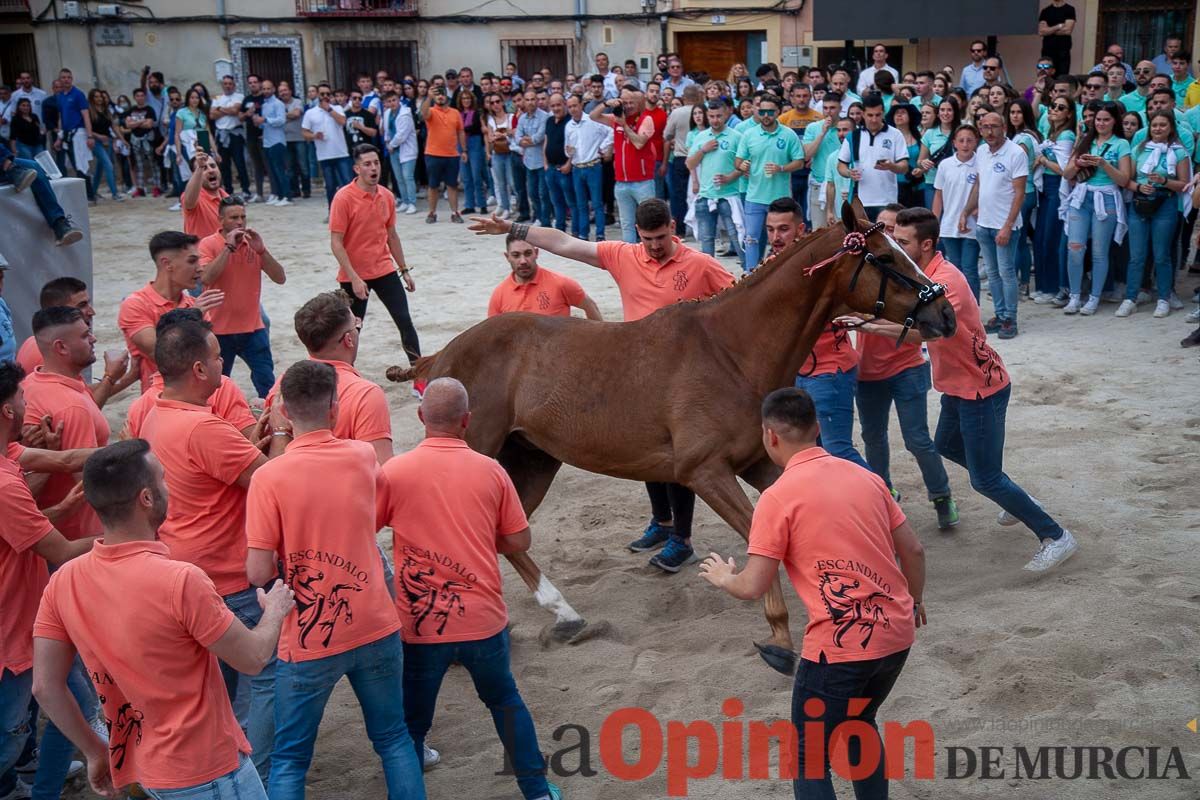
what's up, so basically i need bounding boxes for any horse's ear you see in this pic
[840,200,859,233]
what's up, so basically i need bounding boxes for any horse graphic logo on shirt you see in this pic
[400,554,476,636]
[288,564,363,649]
[96,695,144,770]
[818,571,892,649]
[971,333,1006,386]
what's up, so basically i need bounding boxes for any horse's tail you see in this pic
[385,353,437,383]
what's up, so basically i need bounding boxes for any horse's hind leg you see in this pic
[497,437,586,639]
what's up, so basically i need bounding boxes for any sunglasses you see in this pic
[757,108,778,116]
[1134,67,1153,73]
[971,48,986,54]
[983,65,999,71]
[1051,103,1069,111]
[1086,84,1105,90]
[1037,64,1053,70]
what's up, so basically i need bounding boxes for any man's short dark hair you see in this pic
[1150,87,1176,102]
[280,360,338,424]
[155,307,207,336]
[862,93,885,110]
[148,231,199,263]
[0,360,25,406]
[823,91,843,104]
[150,71,164,83]
[155,320,212,381]
[294,291,353,353]
[1173,50,1192,62]
[83,439,156,526]
[218,195,245,214]
[895,207,940,247]
[32,306,83,337]
[767,197,802,218]
[634,198,671,231]
[883,202,906,214]
[755,64,776,78]
[761,387,817,438]
[757,92,782,109]
[352,143,380,163]
[39,277,87,309]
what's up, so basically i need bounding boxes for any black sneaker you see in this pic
[933,496,960,530]
[12,166,37,193]
[997,319,1018,340]
[1181,328,1200,348]
[983,316,1002,334]
[515,215,532,222]
[461,206,476,214]
[648,535,695,573]
[52,216,83,246]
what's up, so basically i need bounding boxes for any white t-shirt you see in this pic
[933,154,979,240]
[973,138,1029,230]
[857,65,899,94]
[301,104,349,162]
[838,124,908,207]
[211,92,244,132]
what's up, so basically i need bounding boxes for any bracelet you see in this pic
[399,267,411,274]
[101,374,117,385]
[512,222,531,240]
[271,430,292,438]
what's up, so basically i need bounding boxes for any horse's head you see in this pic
[823,199,956,343]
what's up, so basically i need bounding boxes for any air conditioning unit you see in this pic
[62,1,84,18]
[780,45,814,68]
[97,4,122,16]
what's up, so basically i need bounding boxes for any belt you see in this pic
[573,158,601,168]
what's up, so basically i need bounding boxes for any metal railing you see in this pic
[296,0,417,15]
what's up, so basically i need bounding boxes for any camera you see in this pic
[611,103,624,117]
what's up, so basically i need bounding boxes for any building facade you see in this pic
[0,0,1195,95]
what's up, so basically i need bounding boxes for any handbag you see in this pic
[1132,187,1171,218]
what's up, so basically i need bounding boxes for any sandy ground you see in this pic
[65,189,1199,800]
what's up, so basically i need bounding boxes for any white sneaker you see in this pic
[422,743,441,771]
[498,209,510,220]
[1135,290,1151,305]
[1079,295,1100,316]
[248,193,263,204]
[275,198,293,207]
[1187,306,1200,323]
[1168,292,1185,310]
[404,203,417,215]
[998,495,1042,526]
[1063,295,1082,314]
[1023,529,1079,572]
[487,194,496,206]
[1032,292,1057,305]
[266,197,280,206]
[114,193,126,202]
[1114,299,1136,317]
[168,201,182,212]
[1153,299,1170,318]
[65,760,84,779]
[0,778,31,800]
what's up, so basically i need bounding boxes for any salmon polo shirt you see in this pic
[182,187,228,239]
[117,284,197,392]
[748,447,915,664]
[924,253,1010,401]
[329,181,398,283]
[0,454,53,677]
[34,540,250,791]
[141,397,262,596]
[487,267,586,318]
[263,359,392,444]
[380,438,528,644]
[246,432,401,663]
[21,368,110,540]
[197,233,266,335]
[123,373,256,439]
[596,239,734,321]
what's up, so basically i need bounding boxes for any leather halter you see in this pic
[805,222,947,348]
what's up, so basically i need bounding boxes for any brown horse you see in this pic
[387,202,956,674]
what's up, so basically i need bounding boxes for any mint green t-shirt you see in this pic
[919,127,951,185]
[734,123,804,205]
[823,149,852,211]
[802,119,840,183]
[1130,124,1195,158]
[1012,131,1039,194]
[1119,91,1148,114]
[1084,136,1131,187]
[689,126,744,200]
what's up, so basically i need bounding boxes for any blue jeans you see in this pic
[1033,175,1063,295]
[0,157,68,229]
[404,630,547,800]
[218,328,275,399]
[791,169,810,221]
[856,362,950,500]
[0,669,32,794]
[669,157,690,236]
[792,649,910,800]
[270,634,424,800]
[490,152,514,213]
[1066,191,1118,298]
[935,384,1063,541]
[91,140,119,197]
[544,165,574,231]
[388,151,416,207]
[285,142,311,198]
[16,142,45,160]
[614,179,655,243]
[743,200,770,270]
[219,587,277,782]
[695,197,744,266]
[305,142,318,189]
[976,224,1020,322]
[525,165,549,225]
[571,163,604,239]
[31,658,98,800]
[512,157,529,218]
[921,184,936,210]
[462,135,487,209]
[940,237,981,302]
[794,368,870,470]
[1015,192,1037,285]
[265,143,291,200]
[146,753,265,800]
[1126,196,1178,301]
[319,157,353,206]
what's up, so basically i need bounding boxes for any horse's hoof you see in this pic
[384,366,406,382]
[754,642,797,676]
[552,618,588,641]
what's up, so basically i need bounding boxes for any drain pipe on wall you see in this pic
[217,0,227,42]
[575,0,586,72]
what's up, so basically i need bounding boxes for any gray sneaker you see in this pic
[1023,530,1079,572]
[422,743,441,771]
[52,217,83,246]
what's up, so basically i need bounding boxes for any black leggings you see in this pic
[340,271,421,364]
[645,482,696,539]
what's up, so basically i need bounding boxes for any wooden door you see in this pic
[676,31,750,82]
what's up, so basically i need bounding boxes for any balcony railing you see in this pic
[0,0,30,14]
[296,0,417,16]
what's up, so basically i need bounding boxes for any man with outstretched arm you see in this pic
[470,197,733,573]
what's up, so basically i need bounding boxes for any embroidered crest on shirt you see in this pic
[399,550,477,636]
[818,571,892,649]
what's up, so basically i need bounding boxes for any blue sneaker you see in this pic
[649,535,695,573]
[628,519,671,552]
